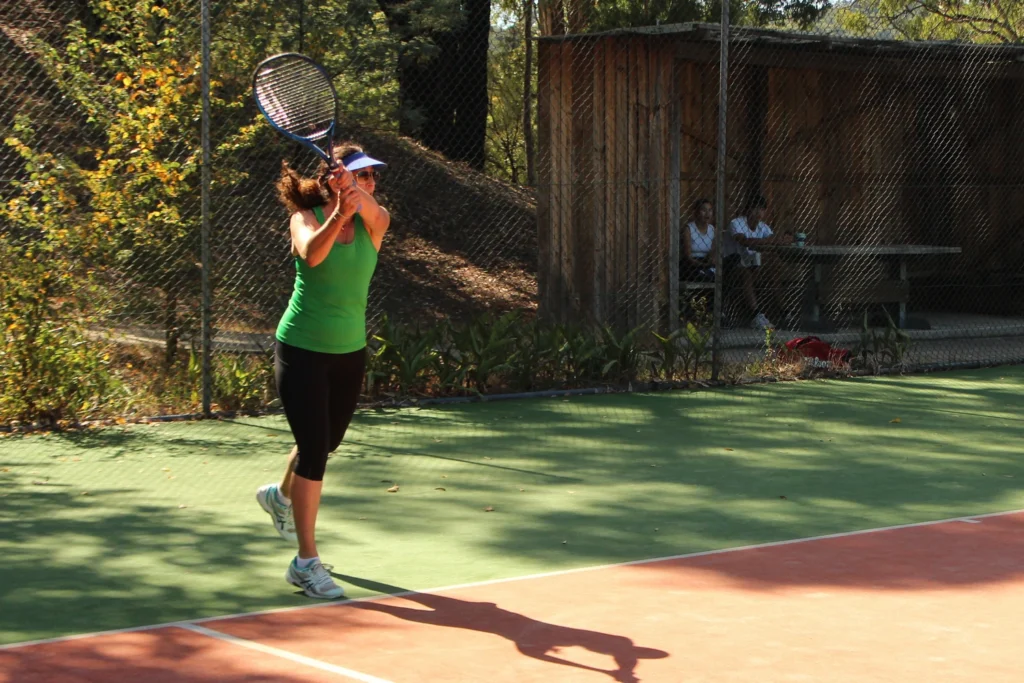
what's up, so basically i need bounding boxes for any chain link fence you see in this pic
[1,0,537,425]
[2,1,1022,427]
[538,16,1024,378]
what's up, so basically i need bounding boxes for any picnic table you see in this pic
[761,244,962,329]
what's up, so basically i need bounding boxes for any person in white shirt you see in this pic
[722,195,793,330]
[681,198,715,282]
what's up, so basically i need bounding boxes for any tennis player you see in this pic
[256,143,389,599]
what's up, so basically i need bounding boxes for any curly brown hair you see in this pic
[275,141,365,213]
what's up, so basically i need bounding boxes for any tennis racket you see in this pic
[253,52,342,169]
[253,52,360,208]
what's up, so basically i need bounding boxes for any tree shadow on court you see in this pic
[0,482,311,646]
[0,626,315,683]
[332,366,1024,591]
[333,574,668,683]
[3,365,1023,651]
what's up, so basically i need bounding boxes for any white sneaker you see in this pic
[286,558,346,599]
[256,484,297,542]
[751,313,774,330]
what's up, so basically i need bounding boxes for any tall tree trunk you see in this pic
[523,0,535,185]
[376,0,489,170]
[539,0,565,35]
[450,0,489,169]
[566,0,592,33]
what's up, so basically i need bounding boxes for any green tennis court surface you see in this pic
[2,366,1022,646]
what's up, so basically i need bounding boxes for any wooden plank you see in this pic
[548,42,565,323]
[668,57,682,332]
[634,37,649,330]
[819,68,845,246]
[762,67,792,221]
[678,61,694,201]
[621,38,636,330]
[676,58,717,212]
[648,44,666,332]
[536,42,553,321]
[558,42,574,323]
[614,38,629,331]
[592,38,607,323]
[572,39,595,321]
[726,65,755,217]
[601,38,615,327]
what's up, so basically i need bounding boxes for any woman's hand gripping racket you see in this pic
[252,52,360,210]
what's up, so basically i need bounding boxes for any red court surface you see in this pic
[4,512,1023,683]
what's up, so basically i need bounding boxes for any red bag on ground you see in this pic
[784,336,852,365]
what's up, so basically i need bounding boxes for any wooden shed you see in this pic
[536,23,1024,331]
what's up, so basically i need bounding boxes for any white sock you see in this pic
[296,555,319,569]
[275,487,291,506]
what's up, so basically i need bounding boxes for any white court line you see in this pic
[3,506,1021,653]
[178,624,395,683]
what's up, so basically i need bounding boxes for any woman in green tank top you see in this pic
[255,142,390,599]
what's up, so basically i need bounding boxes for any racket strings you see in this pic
[256,84,333,137]
[255,59,335,140]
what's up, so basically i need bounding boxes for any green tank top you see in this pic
[275,206,378,354]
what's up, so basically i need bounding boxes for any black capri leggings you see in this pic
[274,340,366,482]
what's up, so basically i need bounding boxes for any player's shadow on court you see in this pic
[334,574,668,683]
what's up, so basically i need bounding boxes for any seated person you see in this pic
[721,194,792,330]
[681,198,715,282]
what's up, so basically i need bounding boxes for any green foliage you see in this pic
[833,0,1022,43]
[451,311,519,392]
[210,0,403,132]
[486,20,532,184]
[741,326,796,378]
[212,351,275,412]
[598,324,649,383]
[0,110,115,425]
[584,0,832,31]
[855,308,912,373]
[503,315,564,390]
[0,256,113,425]
[679,296,714,380]
[427,319,471,394]
[369,315,439,396]
[8,1,207,368]
[556,324,609,386]
[365,312,656,400]
[654,295,714,383]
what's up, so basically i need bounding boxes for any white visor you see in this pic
[342,151,386,171]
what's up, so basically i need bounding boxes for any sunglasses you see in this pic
[355,169,381,182]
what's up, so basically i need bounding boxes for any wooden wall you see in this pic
[537,34,1024,329]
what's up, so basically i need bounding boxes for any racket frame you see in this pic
[252,52,340,169]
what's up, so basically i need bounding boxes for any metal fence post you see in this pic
[712,11,730,381]
[200,0,213,416]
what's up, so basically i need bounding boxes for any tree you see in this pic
[376,0,491,169]
[523,0,536,185]
[834,0,1023,43]
[487,20,530,182]
[4,1,211,371]
[538,0,833,33]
